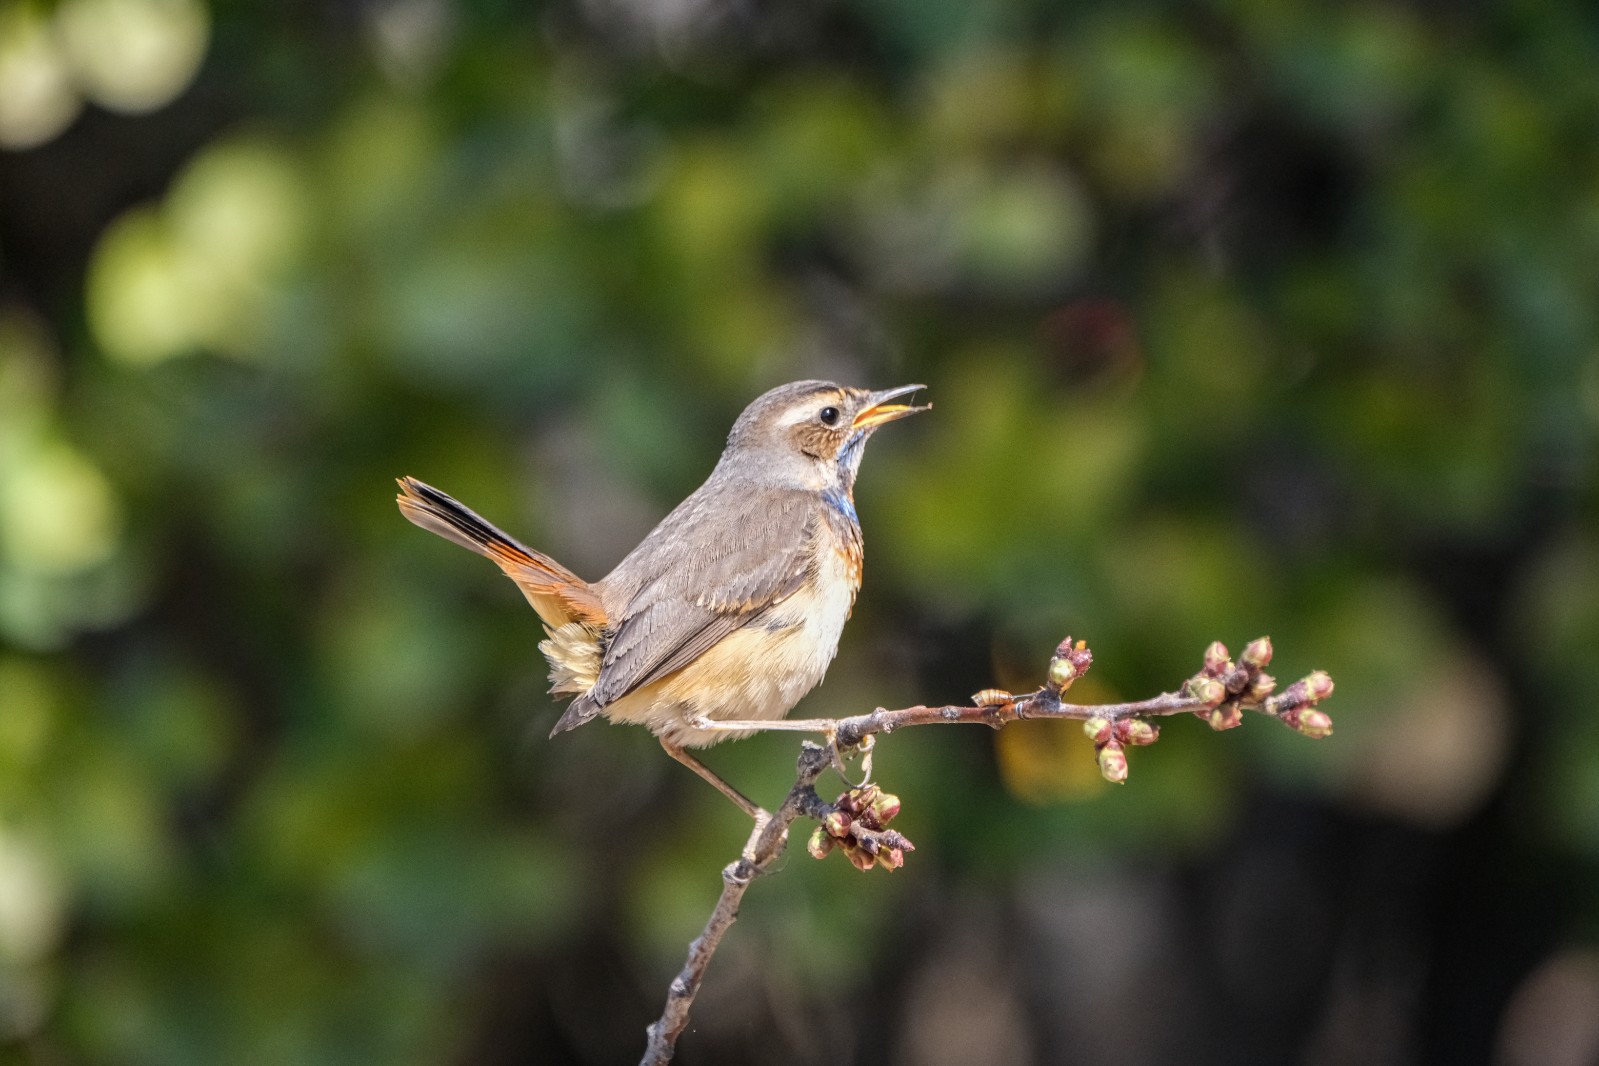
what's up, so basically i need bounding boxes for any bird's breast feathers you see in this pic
[551,509,863,746]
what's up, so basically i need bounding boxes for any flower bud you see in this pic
[1097,741,1128,783]
[879,847,905,870]
[1295,708,1333,738]
[1246,672,1276,702]
[1122,718,1159,746]
[1240,636,1273,671]
[1203,641,1230,675]
[1207,701,1243,731]
[1186,677,1227,707]
[823,810,851,838]
[1048,656,1078,690]
[870,791,901,823]
[844,784,879,814]
[1083,715,1113,745]
[1304,671,1334,702]
[846,846,876,872]
[807,827,834,860]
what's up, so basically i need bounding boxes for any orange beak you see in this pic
[852,384,931,430]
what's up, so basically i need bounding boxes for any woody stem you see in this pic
[639,743,832,1066]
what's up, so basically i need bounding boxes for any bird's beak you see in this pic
[852,384,931,430]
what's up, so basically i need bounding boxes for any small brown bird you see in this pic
[397,381,928,812]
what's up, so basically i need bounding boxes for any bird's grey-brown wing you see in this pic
[550,485,819,734]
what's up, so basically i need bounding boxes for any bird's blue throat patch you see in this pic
[822,485,858,523]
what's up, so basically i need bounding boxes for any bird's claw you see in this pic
[828,727,875,789]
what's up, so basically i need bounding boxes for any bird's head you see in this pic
[721,380,930,495]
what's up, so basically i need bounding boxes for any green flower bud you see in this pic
[1123,719,1159,746]
[807,828,834,860]
[1097,741,1128,783]
[1207,702,1243,731]
[1048,656,1078,690]
[1186,677,1227,707]
[1083,715,1113,744]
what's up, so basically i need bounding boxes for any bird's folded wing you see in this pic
[587,493,819,710]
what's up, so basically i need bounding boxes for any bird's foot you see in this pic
[686,714,839,735]
[828,727,875,789]
[741,807,775,859]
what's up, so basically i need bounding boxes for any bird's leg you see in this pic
[658,738,766,822]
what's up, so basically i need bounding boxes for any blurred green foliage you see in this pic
[2,0,1598,1063]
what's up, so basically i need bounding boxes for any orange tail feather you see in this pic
[396,476,607,627]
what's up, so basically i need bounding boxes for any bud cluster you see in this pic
[806,784,916,871]
[1178,637,1334,738]
[1184,636,1285,732]
[1266,670,1336,737]
[1082,713,1160,783]
[1045,637,1094,695]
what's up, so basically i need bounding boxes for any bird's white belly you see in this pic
[605,548,858,747]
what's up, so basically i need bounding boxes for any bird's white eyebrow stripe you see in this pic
[777,394,838,426]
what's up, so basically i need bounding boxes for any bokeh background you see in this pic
[3,1,1599,1063]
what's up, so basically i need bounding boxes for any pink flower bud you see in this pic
[846,846,876,872]
[843,785,879,814]
[807,828,834,860]
[1247,672,1277,702]
[1304,671,1334,702]
[1122,718,1159,746]
[870,791,902,823]
[879,847,905,870]
[1240,636,1273,671]
[1207,702,1243,731]
[823,811,851,838]
[1054,638,1094,677]
[1097,741,1128,783]
[1295,708,1333,738]
[1203,641,1230,675]
[1083,715,1113,744]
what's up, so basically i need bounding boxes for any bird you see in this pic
[396,380,928,814]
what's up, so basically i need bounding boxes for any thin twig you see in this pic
[830,687,1208,747]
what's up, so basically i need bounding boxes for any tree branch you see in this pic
[639,635,1334,1063]
[639,743,834,1065]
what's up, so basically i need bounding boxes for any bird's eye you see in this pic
[819,406,840,426]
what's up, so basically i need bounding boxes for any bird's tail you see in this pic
[396,476,608,627]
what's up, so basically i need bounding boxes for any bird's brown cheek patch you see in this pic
[793,422,846,460]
